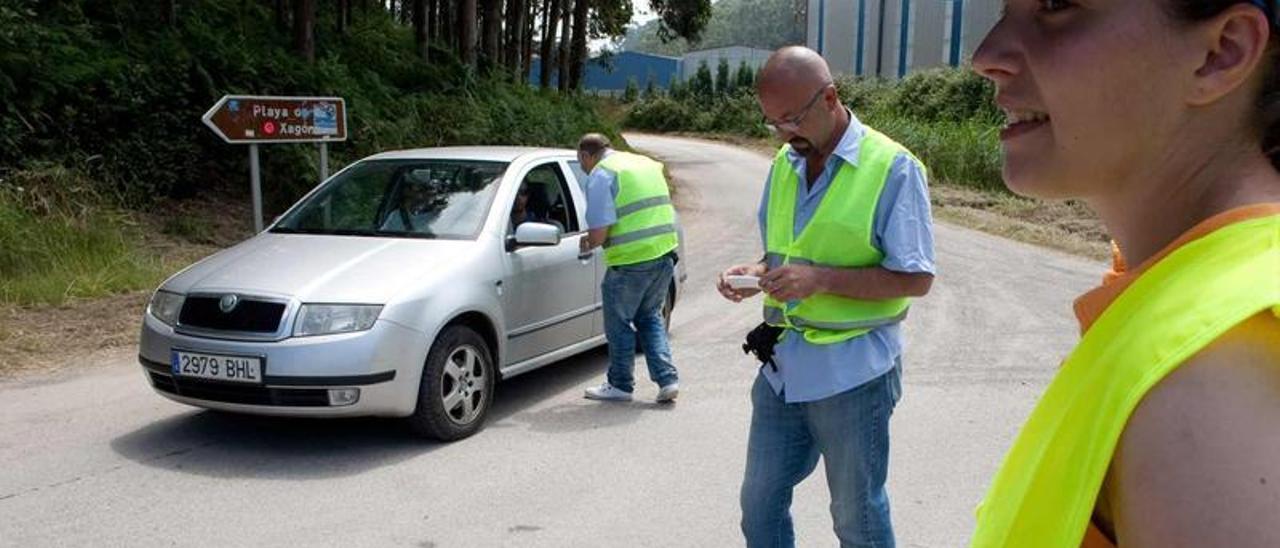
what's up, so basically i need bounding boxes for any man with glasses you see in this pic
[716,46,935,547]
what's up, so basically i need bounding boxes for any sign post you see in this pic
[202,95,348,232]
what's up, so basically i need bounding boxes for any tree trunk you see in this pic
[162,0,176,26]
[556,0,571,92]
[522,0,535,81]
[293,0,316,63]
[504,0,524,77]
[481,0,501,71]
[413,0,429,61]
[439,0,453,51]
[275,0,288,32]
[460,0,477,67]
[567,0,587,90]
[427,0,439,49]
[538,0,559,88]
[337,0,349,34]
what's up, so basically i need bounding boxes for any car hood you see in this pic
[163,233,479,303]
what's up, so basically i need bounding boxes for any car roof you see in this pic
[362,146,576,163]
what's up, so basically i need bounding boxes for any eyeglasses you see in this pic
[763,83,833,134]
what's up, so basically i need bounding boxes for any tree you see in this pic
[504,0,525,77]
[275,0,288,32]
[337,0,350,35]
[556,0,571,91]
[648,0,713,43]
[522,0,536,80]
[460,0,478,67]
[623,0,803,56]
[623,77,639,103]
[689,61,713,102]
[414,0,429,61]
[735,60,754,89]
[644,73,657,99]
[567,0,588,90]
[715,57,731,95]
[482,0,502,70]
[538,0,561,88]
[293,0,316,63]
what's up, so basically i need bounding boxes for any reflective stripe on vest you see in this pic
[970,214,1280,547]
[597,151,679,266]
[762,128,918,345]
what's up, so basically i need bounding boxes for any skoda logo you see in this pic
[218,294,240,314]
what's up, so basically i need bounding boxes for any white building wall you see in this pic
[807,0,1000,79]
[680,46,774,82]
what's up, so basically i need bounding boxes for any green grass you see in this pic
[0,167,165,306]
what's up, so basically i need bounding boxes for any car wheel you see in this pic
[408,325,495,441]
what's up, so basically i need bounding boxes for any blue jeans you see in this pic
[740,363,902,548]
[601,254,678,393]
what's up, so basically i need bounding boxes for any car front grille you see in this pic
[178,296,286,333]
[149,372,330,407]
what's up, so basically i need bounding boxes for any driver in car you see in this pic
[381,180,439,232]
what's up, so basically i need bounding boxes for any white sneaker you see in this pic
[584,382,633,402]
[656,383,679,403]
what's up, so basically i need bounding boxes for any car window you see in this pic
[512,163,580,234]
[273,159,508,240]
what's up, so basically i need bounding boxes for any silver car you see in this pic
[138,147,686,440]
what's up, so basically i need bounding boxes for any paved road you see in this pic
[0,135,1103,547]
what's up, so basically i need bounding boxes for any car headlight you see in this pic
[293,304,383,337]
[147,290,185,327]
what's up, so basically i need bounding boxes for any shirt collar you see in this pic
[785,108,866,170]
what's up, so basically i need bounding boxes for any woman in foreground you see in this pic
[970,0,1280,546]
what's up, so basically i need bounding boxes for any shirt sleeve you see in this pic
[584,167,619,230]
[873,153,936,275]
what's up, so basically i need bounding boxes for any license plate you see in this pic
[171,351,262,384]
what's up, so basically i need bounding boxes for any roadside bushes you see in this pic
[625,66,1004,190]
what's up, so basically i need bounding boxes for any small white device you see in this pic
[725,275,761,290]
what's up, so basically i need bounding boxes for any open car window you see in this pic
[273,159,508,240]
[510,162,580,235]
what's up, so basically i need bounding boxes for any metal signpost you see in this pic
[202,95,348,232]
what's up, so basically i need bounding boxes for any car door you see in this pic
[565,159,605,337]
[500,160,596,365]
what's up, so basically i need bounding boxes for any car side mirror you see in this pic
[508,222,560,250]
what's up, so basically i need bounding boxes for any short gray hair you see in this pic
[577,133,612,157]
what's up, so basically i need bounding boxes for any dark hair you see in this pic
[578,133,611,157]
[1168,0,1280,168]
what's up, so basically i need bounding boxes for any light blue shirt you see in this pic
[758,112,936,403]
[584,150,619,230]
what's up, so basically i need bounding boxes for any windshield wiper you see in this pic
[373,230,438,239]
[270,227,376,236]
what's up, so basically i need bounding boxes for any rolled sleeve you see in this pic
[584,167,619,230]
[874,154,936,275]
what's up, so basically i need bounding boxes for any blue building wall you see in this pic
[528,51,680,92]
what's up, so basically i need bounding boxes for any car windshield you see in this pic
[272,159,508,239]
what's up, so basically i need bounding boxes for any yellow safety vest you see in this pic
[597,151,679,267]
[971,213,1280,547]
[763,128,918,345]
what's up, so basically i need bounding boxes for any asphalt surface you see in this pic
[0,134,1104,547]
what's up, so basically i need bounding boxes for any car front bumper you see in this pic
[138,314,428,418]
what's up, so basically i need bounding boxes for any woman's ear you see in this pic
[1188,4,1272,106]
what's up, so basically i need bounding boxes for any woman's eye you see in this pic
[1040,0,1072,13]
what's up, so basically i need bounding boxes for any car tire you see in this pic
[408,325,495,441]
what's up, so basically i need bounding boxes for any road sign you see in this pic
[202,95,347,144]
